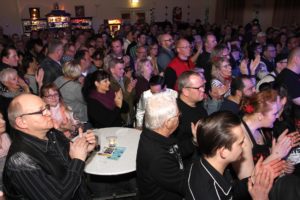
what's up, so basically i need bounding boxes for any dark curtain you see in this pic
[215,0,245,25]
[272,0,300,27]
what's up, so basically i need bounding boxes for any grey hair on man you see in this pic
[48,39,63,54]
[144,92,177,130]
[177,71,202,94]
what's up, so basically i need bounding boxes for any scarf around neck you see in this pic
[89,89,116,110]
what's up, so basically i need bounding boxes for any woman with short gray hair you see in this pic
[0,68,30,98]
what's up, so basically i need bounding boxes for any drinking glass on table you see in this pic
[106,136,117,147]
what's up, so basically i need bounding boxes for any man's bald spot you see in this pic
[175,39,188,49]
[7,94,29,127]
[288,47,300,64]
[158,34,167,45]
[8,94,44,126]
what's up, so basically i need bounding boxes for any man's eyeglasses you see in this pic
[279,61,287,64]
[178,46,191,49]
[164,39,173,42]
[18,104,50,118]
[185,86,205,90]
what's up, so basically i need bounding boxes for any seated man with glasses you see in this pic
[136,92,193,200]
[3,94,97,199]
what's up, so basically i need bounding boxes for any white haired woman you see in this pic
[0,68,30,98]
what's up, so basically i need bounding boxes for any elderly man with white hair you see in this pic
[136,92,194,200]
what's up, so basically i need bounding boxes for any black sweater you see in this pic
[136,128,188,200]
[86,97,128,128]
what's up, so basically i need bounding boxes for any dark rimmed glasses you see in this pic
[185,85,205,90]
[18,104,50,118]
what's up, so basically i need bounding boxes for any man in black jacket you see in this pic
[3,94,97,200]
[136,93,194,200]
[40,39,64,85]
[173,70,207,167]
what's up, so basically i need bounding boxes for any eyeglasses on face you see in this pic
[185,85,205,90]
[164,38,173,42]
[44,93,59,99]
[178,46,191,49]
[18,104,50,118]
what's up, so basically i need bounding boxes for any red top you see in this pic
[168,57,195,77]
[167,57,195,90]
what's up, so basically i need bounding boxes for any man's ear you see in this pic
[15,117,28,129]
[164,118,174,130]
[182,87,189,97]
[218,146,230,160]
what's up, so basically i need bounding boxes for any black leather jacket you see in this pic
[3,128,90,200]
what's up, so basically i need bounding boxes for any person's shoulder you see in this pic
[277,68,298,83]
[40,57,52,65]
[165,88,178,98]
[270,175,300,200]
[158,47,168,54]
[211,78,223,86]
[187,161,210,187]
[6,152,39,170]
[54,76,64,84]
[168,57,179,65]
[279,68,294,76]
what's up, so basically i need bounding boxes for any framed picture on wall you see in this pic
[136,12,145,23]
[75,6,85,17]
[172,7,182,23]
[121,13,131,24]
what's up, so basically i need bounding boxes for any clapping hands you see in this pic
[69,128,97,161]
[114,89,123,108]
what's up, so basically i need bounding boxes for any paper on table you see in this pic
[107,147,126,160]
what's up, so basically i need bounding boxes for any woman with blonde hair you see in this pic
[210,57,232,98]
[54,61,88,124]
[204,57,232,114]
[147,43,159,75]
[135,58,153,102]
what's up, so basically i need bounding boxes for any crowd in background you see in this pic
[0,17,299,199]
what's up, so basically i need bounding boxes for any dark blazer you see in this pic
[40,56,63,85]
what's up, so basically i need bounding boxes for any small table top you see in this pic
[84,127,141,176]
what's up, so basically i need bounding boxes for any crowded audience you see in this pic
[0,17,300,199]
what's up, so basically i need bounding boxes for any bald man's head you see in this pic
[288,47,300,65]
[8,95,25,127]
[175,39,191,59]
[8,94,53,130]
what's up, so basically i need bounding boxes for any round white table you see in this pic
[85,127,141,176]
